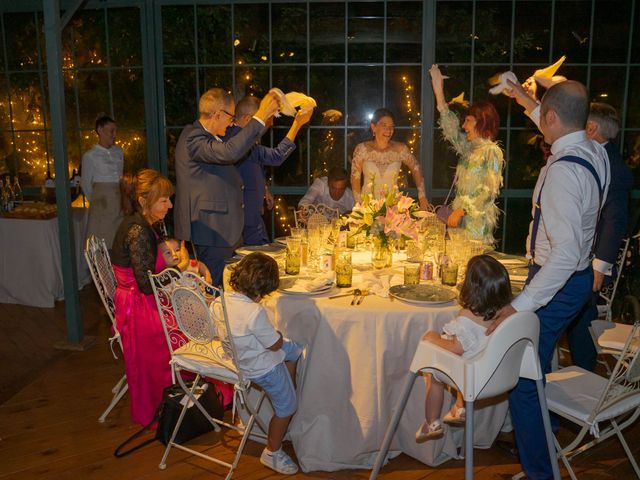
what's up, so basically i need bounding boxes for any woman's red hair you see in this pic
[466,101,500,140]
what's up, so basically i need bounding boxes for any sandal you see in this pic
[415,420,444,443]
[443,406,466,426]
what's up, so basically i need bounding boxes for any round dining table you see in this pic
[237,252,514,473]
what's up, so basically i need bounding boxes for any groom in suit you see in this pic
[174,88,279,285]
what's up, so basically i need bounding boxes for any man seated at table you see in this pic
[298,166,355,215]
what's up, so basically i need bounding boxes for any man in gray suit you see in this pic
[174,88,279,285]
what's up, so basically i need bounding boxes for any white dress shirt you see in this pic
[512,106,610,312]
[217,292,284,379]
[299,176,355,214]
[80,144,124,201]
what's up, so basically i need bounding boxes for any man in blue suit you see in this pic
[567,102,634,370]
[225,96,313,245]
[173,88,279,285]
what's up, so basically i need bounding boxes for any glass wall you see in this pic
[0,3,147,186]
[0,0,638,253]
[159,1,425,236]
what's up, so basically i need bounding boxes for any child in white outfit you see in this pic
[416,254,513,442]
[225,252,302,475]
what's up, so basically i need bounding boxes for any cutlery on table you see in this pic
[355,290,369,305]
[328,289,354,300]
[350,288,362,306]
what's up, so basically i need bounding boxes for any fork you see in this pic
[355,289,369,305]
[350,288,362,305]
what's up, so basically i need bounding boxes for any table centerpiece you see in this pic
[342,185,427,268]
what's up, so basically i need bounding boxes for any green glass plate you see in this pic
[389,284,457,305]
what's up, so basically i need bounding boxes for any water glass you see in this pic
[335,249,353,288]
[290,227,304,238]
[346,226,357,249]
[404,263,421,285]
[406,240,423,263]
[441,262,459,286]
[285,236,301,275]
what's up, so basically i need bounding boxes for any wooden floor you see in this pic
[2,287,640,479]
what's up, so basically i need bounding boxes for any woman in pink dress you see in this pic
[110,169,176,426]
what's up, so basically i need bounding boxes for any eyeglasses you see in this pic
[220,109,235,122]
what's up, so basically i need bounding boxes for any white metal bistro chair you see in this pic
[369,311,560,480]
[149,272,268,479]
[589,234,637,372]
[148,268,186,383]
[545,295,640,479]
[84,235,128,423]
[295,203,340,229]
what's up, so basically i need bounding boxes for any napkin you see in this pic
[489,71,519,95]
[359,271,393,298]
[286,272,335,293]
[269,88,317,116]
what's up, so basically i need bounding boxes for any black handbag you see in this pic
[114,381,224,457]
[155,382,224,445]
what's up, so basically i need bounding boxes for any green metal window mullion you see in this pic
[469,0,477,104]
[343,1,348,181]
[149,0,165,173]
[585,0,596,91]
[619,0,636,150]
[421,0,435,202]
[1,14,19,175]
[69,22,84,170]
[268,2,273,162]
[306,0,311,175]
[549,0,557,60]
[104,7,115,119]
[36,10,52,175]
[382,1,387,108]
[193,5,200,100]
[501,0,517,251]
[231,3,235,90]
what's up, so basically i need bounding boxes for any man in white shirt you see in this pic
[298,166,355,215]
[81,114,124,248]
[488,80,610,480]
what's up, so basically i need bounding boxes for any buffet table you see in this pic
[0,207,91,307]
[254,260,511,472]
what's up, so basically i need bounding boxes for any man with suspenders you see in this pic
[489,80,610,479]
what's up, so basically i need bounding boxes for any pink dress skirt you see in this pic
[112,252,172,426]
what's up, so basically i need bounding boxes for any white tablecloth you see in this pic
[258,266,510,472]
[0,208,91,307]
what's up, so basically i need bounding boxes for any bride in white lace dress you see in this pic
[351,108,428,209]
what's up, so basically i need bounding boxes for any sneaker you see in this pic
[260,448,299,475]
[415,420,444,443]
[443,406,466,426]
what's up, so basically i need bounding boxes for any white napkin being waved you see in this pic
[287,271,335,293]
[269,88,317,116]
[489,71,519,95]
[359,272,393,298]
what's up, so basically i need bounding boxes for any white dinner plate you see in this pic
[236,243,286,257]
[389,284,457,305]
[278,276,334,295]
[274,236,288,245]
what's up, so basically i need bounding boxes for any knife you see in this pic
[328,290,354,299]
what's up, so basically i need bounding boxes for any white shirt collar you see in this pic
[550,130,587,157]
[200,120,222,142]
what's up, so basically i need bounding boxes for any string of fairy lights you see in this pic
[1,48,144,184]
